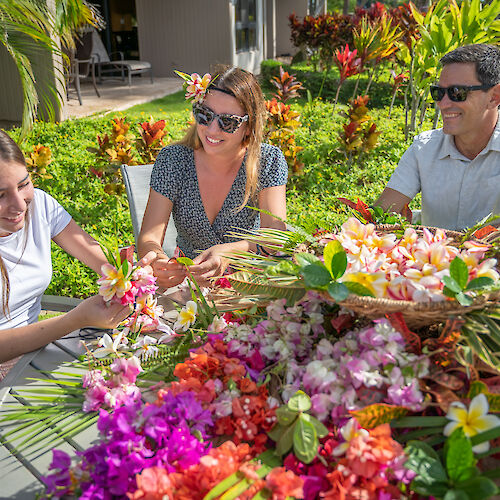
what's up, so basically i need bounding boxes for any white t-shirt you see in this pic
[0,189,72,329]
[387,119,500,230]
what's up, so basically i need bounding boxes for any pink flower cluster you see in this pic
[333,218,498,302]
[82,356,142,412]
[223,294,428,423]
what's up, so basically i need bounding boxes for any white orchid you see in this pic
[332,418,369,456]
[444,393,500,453]
[132,335,159,360]
[93,330,127,358]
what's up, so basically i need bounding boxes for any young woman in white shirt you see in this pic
[0,130,130,364]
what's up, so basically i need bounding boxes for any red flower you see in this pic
[266,467,304,500]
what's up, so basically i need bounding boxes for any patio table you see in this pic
[0,328,102,498]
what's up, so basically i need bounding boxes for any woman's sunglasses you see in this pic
[430,84,493,102]
[192,103,248,134]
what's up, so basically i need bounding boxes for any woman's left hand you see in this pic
[189,244,229,285]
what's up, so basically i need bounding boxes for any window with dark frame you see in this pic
[235,0,257,52]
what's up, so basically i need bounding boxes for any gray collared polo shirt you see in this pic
[387,119,500,230]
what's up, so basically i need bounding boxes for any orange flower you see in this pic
[266,467,304,500]
[129,466,173,500]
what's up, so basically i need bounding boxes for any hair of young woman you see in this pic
[176,65,267,210]
[0,130,29,317]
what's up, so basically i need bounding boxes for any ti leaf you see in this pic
[177,256,194,266]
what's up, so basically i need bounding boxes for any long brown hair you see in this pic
[0,131,29,317]
[176,65,266,210]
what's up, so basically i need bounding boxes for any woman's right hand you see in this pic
[152,255,187,288]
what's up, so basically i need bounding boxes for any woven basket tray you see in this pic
[334,293,499,329]
[332,224,499,329]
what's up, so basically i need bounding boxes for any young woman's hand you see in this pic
[189,244,229,285]
[70,295,131,329]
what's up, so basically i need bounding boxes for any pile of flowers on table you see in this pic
[40,222,500,500]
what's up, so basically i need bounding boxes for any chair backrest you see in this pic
[121,164,177,258]
[90,28,111,63]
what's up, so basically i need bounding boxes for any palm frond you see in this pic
[460,307,500,370]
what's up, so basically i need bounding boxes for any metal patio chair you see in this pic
[121,164,177,257]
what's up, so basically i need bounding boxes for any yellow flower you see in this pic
[173,300,197,332]
[444,394,500,453]
[342,270,388,297]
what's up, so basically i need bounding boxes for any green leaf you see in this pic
[443,490,469,500]
[287,391,311,412]
[295,253,320,266]
[466,277,494,291]
[450,257,469,290]
[276,406,298,426]
[323,240,347,279]
[456,291,473,306]
[443,285,458,298]
[457,476,499,500]
[343,281,375,297]
[293,414,317,464]
[405,441,448,485]
[301,263,332,288]
[176,256,194,266]
[300,413,329,438]
[268,423,287,443]
[443,275,463,294]
[445,428,476,483]
[275,423,295,456]
[327,281,349,301]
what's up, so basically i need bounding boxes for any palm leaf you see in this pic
[0,0,63,138]
[228,271,306,306]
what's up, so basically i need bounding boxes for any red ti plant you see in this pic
[270,66,304,103]
[136,117,168,163]
[333,44,361,109]
[388,69,408,118]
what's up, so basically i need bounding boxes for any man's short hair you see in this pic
[440,44,500,86]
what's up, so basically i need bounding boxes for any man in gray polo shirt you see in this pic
[375,44,500,230]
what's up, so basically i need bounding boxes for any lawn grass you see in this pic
[13,62,435,297]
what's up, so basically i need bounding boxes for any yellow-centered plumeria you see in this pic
[97,263,132,302]
[173,300,198,332]
[444,393,500,453]
[332,218,499,302]
[332,418,369,456]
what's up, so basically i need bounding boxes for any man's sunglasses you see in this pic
[430,84,494,102]
[192,103,249,133]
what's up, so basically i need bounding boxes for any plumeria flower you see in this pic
[332,418,369,456]
[173,300,198,332]
[444,393,500,453]
[97,263,133,302]
[93,330,127,358]
[132,335,159,360]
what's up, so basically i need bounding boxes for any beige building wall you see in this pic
[136,0,233,78]
[275,0,308,56]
